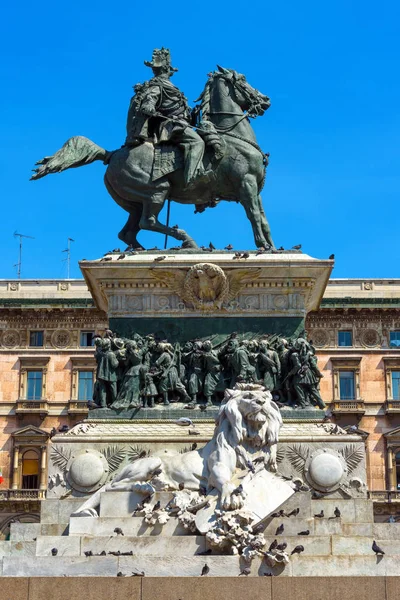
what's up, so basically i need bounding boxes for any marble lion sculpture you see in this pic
[73,384,282,517]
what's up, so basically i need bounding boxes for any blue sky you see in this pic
[0,0,399,279]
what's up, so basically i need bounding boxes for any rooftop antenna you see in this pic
[13,232,35,279]
[62,237,75,279]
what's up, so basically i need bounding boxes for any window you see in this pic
[21,449,39,489]
[78,371,93,401]
[338,331,353,347]
[29,331,44,347]
[80,331,95,347]
[390,331,400,348]
[26,371,43,400]
[393,372,400,401]
[339,371,355,400]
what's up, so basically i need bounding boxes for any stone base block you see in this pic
[332,536,400,556]
[290,555,400,577]
[36,536,81,557]
[310,499,373,523]
[373,523,400,539]
[263,518,315,536]
[10,523,41,542]
[2,556,119,577]
[69,516,190,537]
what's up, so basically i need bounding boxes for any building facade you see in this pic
[0,277,399,534]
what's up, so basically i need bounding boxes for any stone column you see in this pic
[39,446,47,490]
[11,446,19,489]
[387,447,396,491]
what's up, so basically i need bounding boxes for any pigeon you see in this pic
[153,500,161,512]
[170,246,181,250]
[241,252,250,259]
[196,549,212,556]
[276,542,287,551]
[154,256,166,262]
[98,550,107,556]
[225,244,233,250]
[131,571,145,577]
[84,550,93,557]
[263,573,273,576]
[314,510,324,518]
[334,507,341,518]
[277,246,284,251]
[256,248,266,255]
[151,468,162,477]
[268,539,278,552]
[292,244,302,250]
[191,443,198,451]
[112,248,120,253]
[232,484,243,496]
[201,563,210,576]
[117,253,126,260]
[291,545,304,555]
[246,460,256,474]
[209,242,215,251]
[114,527,124,536]
[51,548,58,556]
[49,427,57,438]
[199,486,207,497]
[329,254,335,260]
[178,483,185,491]
[270,511,284,518]
[297,530,310,536]
[199,404,208,412]
[233,252,241,259]
[287,508,300,517]
[100,256,113,262]
[117,572,126,577]
[189,429,200,435]
[174,417,194,427]
[276,524,284,535]
[239,567,251,576]
[372,541,385,555]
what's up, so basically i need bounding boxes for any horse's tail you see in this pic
[30,135,109,180]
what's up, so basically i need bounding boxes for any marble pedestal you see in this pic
[80,250,333,340]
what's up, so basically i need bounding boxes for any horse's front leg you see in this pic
[239,175,269,248]
[140,192,199,248]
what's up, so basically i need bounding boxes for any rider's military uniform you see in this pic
[125,48,209,187]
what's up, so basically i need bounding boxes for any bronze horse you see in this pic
[31,66,274,250]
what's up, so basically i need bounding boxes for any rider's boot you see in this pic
[163,392,170,406]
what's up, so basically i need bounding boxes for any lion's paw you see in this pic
[221,483,246,511]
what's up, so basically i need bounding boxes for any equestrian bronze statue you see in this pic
[31,48,274,250]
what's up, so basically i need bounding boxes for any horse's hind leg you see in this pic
[258,196,275,249]
[118,203,144,249]
[140,192,199,248]
[239,175,268,248]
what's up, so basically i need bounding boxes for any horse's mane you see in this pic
[194,74,216,121]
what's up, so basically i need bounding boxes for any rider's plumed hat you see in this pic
[144,47,178,73]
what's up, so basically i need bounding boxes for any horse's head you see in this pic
[215,65,271,117]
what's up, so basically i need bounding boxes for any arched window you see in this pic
[21,450,39,489]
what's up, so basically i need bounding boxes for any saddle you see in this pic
[152,121,225,181]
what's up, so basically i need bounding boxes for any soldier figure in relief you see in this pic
[125,47,214,189]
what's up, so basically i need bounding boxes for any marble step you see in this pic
[1,555,288,577]
[69,516,191,537]
[4,552,400,577]
[35,534,206,557]
[310,499,373,523]
[99,491,175,517]
[0,541,36,558]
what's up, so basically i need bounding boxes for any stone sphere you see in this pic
[69,453,105,488]
[308,453,343,489]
